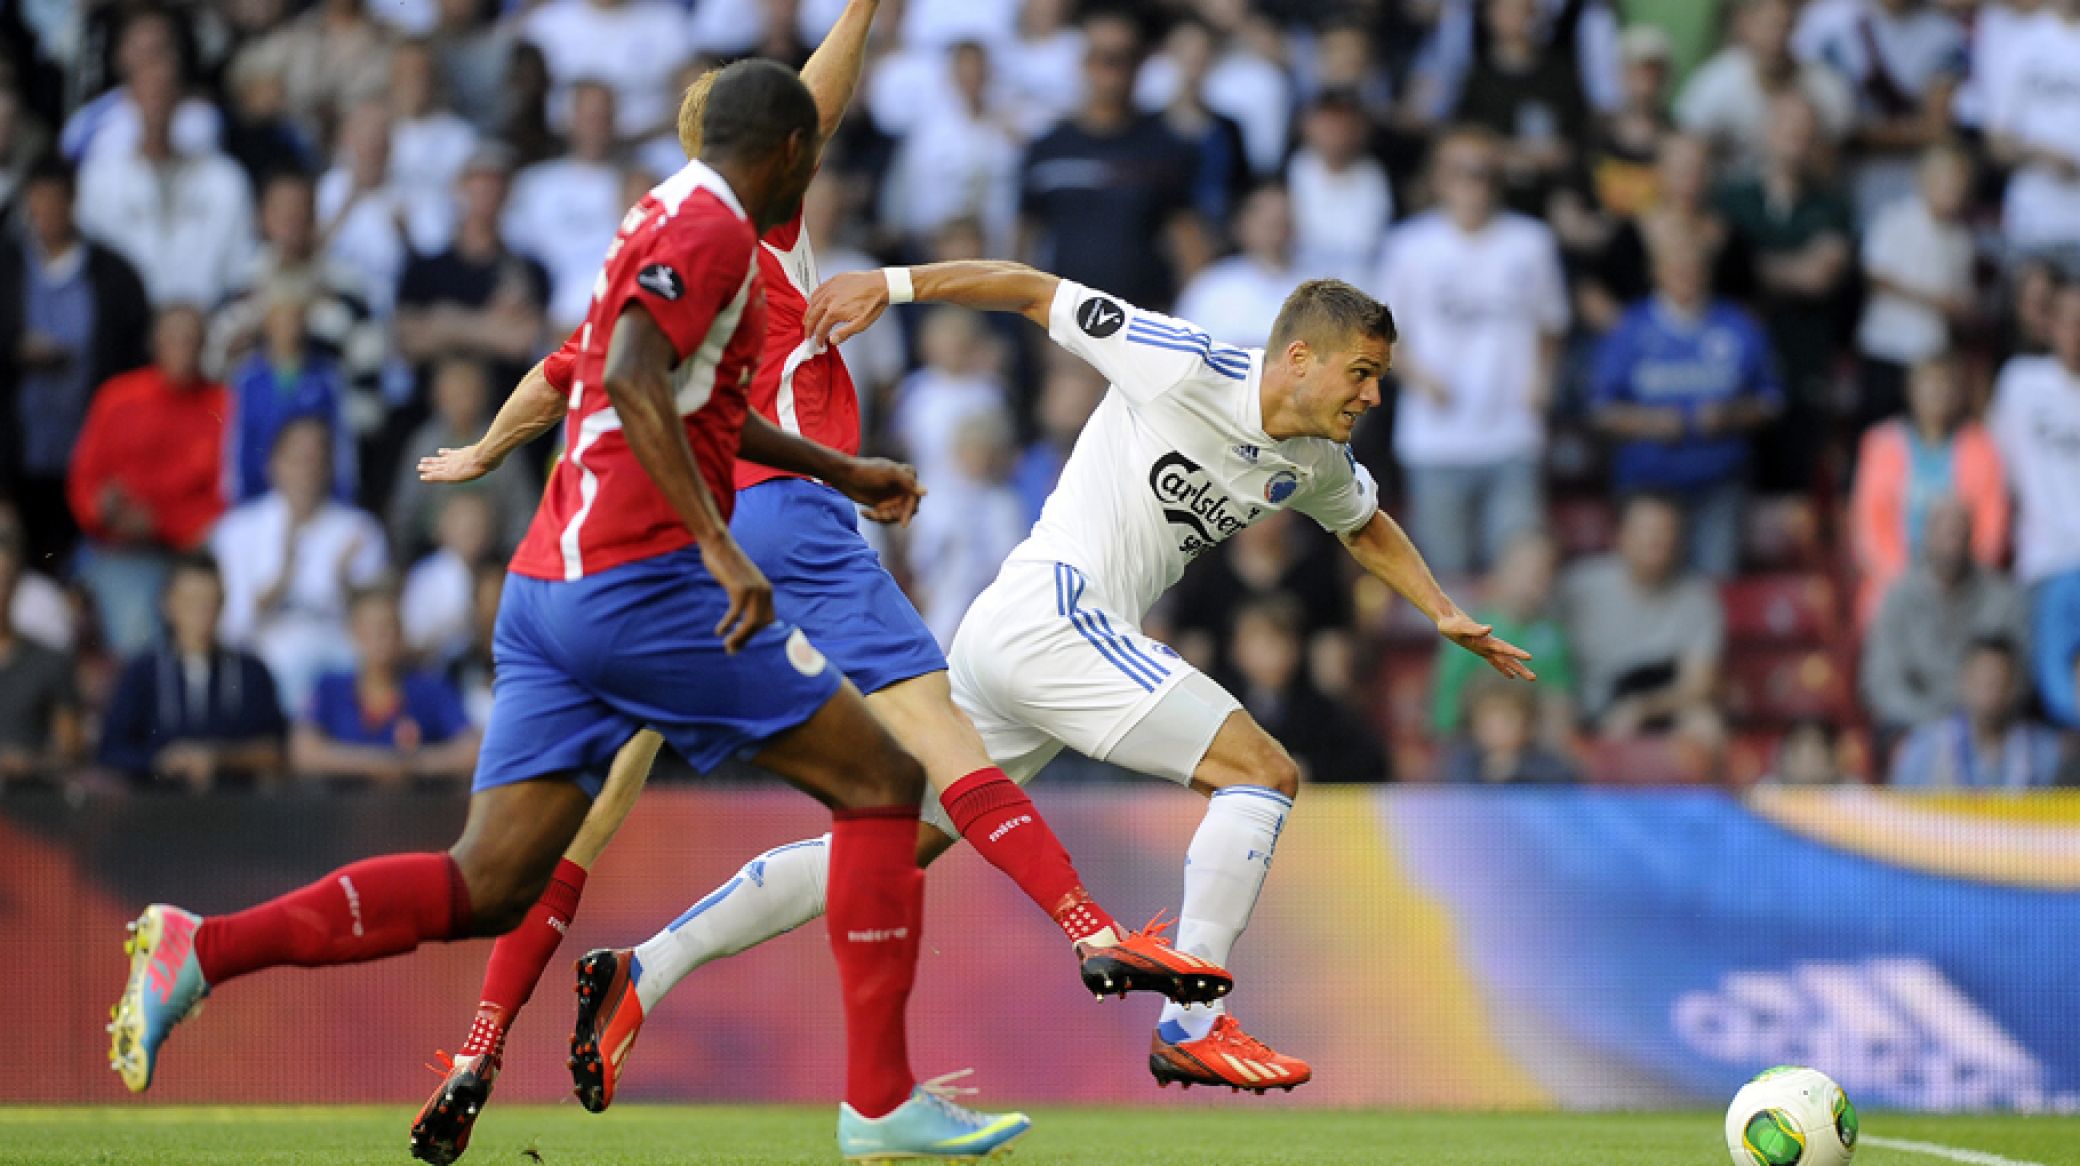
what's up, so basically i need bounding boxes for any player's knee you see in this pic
[1257,748,1302,799]
[845,743,927,810]
[451,851,551,936]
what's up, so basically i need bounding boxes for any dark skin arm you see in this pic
[423,352,923,525]
[602,304,774,652]
[738,412,925,526]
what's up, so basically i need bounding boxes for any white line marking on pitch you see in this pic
[1864,1135,2050,1166]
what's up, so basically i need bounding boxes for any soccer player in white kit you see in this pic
[618,262,1535,1091]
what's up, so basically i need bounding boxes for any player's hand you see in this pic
[836,456,926,526]
[419,444,497,483]
[701,535,775,653]
[803,271,892,348]
[1437,611,1536,681]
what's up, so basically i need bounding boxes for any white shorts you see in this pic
[927,560,1241,837]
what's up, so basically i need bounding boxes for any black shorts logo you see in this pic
[1077,296,1125,338]
[637,263,684,301]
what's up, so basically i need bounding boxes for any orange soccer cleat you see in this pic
[1148,1013,1313,1094]
[1078,912,1233,1005]
[568,948,646,1114]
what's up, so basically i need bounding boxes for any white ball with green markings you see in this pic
[1724,1066,1859,1166]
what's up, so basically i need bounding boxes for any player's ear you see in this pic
[1283,339,1311,376]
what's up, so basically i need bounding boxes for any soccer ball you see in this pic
[1724,1066,1859,1166]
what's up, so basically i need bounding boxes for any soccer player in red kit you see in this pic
[106,59,1030,1161]
[409,7,1226,1159]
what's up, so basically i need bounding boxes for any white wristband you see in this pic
[884,266,914,305]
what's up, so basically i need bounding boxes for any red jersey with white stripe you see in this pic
[541,210,857,491]
[510,160,766,582]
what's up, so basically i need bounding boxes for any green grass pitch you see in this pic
[3,1107,2078,1165]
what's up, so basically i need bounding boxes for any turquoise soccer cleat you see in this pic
[836,1072,1032,1161]
[108,904,210,1093]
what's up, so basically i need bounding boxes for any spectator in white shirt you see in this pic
[1677,0,1857,175]
[503,81,627,336]
[315,99,411,320]
[1794,0,1967,219]
[402,491,495,666]
[59,7,222,165]
[1287,90,1393,287]
[882,42,1023,259]
[387,39,478,256]
[1986,0,2080,253]
[521,0,693,140]
[1990,280,2080,587]
[208,417,389,710]
[1953,0,2046,129]
[1855,144,1979,428]
[1175,184,1302,349]
[1376,127,1568,577]
[906,410,1029,648]
[892,307,1013,495]
[900,0,1019,52]
[997,0,1085,138]
[1135,0,1292,176]
[75,57,254,308]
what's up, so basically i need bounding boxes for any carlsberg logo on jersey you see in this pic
[1148,452,1261,559]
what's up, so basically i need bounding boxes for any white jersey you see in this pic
[1003,281,1380,624]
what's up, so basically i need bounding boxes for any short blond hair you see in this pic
[676,68,721,158]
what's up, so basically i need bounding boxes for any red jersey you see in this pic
[541,210,858,492]
[510,161,766,582]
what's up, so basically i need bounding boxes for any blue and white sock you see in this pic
[1157,785,1291,1043]
[631,834,831,1014]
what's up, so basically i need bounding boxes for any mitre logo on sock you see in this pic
[846,927,911,943]
[987,814,1032,842]
[339,875,364,937]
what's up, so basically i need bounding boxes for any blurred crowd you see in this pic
[3,0,2080,791]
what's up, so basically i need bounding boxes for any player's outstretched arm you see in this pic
[1343,510,1537,681]
[419,356,569,483]
[804,262,1061,346]
[602,304,774,652]
[739,412,925,525]
[799,0,881,143]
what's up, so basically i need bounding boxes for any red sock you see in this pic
[193,852,471,986]
[827,806,924,1119]
[460,858,588,1059]
[941,768,1116,944]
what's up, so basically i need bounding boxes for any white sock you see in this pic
[630,834,832,1014]
[1157,785,1291,1042]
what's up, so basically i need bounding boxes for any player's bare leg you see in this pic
[412,733,661,1163]
[110,778,594,1093]
[1147,708,1313,1094]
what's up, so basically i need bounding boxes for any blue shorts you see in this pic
[735,478,946,695]
[473,546,842,795]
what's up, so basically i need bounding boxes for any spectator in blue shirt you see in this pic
[292,584,478,785]
[1591,234,1784,576]
[224,285,355,503]
[1890,637,2063,790]
[98,552,286,789]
